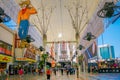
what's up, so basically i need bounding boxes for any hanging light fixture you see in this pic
[83,32,96,41]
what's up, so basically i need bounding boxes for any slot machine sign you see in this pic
[23,49,36,60]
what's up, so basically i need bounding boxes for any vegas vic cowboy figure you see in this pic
[17,0,37,40]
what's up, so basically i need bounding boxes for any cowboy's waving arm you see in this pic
[28,4,37,14]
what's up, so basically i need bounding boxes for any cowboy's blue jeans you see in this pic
[18,20,29,40]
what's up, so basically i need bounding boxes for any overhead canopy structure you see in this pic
[15,0,100,40]
[0,0,116,50]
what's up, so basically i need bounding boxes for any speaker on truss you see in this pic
[77,45,85,50]
[97,2,120,18]
[83,32,96,41]
[39,46,45,51]
[0,7,11,23]
[26,35,35,43]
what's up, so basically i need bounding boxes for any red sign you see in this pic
[0,41,12,56]
[0,47,5,54]
[0,47,12,56]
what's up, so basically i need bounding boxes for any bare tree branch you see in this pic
[36,14,45,34]
[79,19,89,34]
[45,7,54,33]
[32,20,43,35]
[67,8,76,31]
[78,9,86,31]
[41,0,46,34]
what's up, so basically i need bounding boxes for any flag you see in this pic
[50,43,55,58]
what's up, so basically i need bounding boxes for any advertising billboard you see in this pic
[84,41,97,59]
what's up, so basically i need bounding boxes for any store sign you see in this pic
[0,54,12,62]
[16,58,26,61]
[16,58,36,62]
[23,49,35,60]
[0,41,12,56]
[26,58,36,62]
[0,47,12,55]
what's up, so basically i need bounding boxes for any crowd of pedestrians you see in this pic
[0,64,76,80]
[0,68,8,80]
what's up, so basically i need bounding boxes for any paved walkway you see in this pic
[7,71,88,80]
[7,72,120,80]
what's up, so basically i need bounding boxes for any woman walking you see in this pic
[18,68,24,80]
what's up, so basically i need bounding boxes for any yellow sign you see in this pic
[26,58,36,62]
[16,58,36,62]
[0,54,12,62]
[16,58,26,61]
